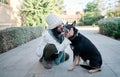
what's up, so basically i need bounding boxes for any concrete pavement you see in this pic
[0,26,120,77]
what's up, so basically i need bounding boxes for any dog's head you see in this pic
[62,21,78,40]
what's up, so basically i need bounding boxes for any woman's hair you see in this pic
[51,27,60,40]
[51,27,64,43]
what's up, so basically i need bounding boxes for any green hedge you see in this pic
[78,12,104,26]
[98,17,120,39]
[0,26,44,53]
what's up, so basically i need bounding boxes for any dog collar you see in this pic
[69,31,79,40]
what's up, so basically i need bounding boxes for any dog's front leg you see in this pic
[68,56,78,71]
[75,56,80,66]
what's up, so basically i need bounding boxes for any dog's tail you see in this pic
[80,65,94,70]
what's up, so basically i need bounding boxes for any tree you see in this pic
[53,0,64,14]
[84,2,99,12]
[79,1,102,26]
[21,0,64,26]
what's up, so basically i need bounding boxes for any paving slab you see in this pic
[0,26,120,77]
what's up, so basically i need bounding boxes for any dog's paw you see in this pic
[68,67,74,71]
[88,68,101,74]
[75,64,79,66]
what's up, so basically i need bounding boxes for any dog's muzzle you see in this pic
[61,26,69,34]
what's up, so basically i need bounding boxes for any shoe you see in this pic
[39,57,43,63]
[41,58,53,69]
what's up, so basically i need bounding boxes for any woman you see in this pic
[36,14,74,69]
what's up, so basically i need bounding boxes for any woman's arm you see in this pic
[36,31,47,57]
[56,38,71,51]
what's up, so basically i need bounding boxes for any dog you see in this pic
[63,21,102,73]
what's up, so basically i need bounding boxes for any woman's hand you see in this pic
[65,28,74,38]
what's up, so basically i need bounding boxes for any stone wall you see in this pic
[0,2,13,30]
[0,0,22,30]
[9,0,22,26]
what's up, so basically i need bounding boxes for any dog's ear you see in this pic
[72,21,76,26]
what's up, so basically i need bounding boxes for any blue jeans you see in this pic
[41,44,69,65]
[54,51,65,65]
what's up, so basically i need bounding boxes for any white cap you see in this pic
[46,14,63,29]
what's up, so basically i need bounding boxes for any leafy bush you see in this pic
[78,1,103,26]
[98,17,120,39]
[77,21,84,26]
[83,14,95,25]
[78,12,104,26]
[0,26,44,53]
[113,30,120,39]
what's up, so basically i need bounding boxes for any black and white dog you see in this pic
[63,21,102,73]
